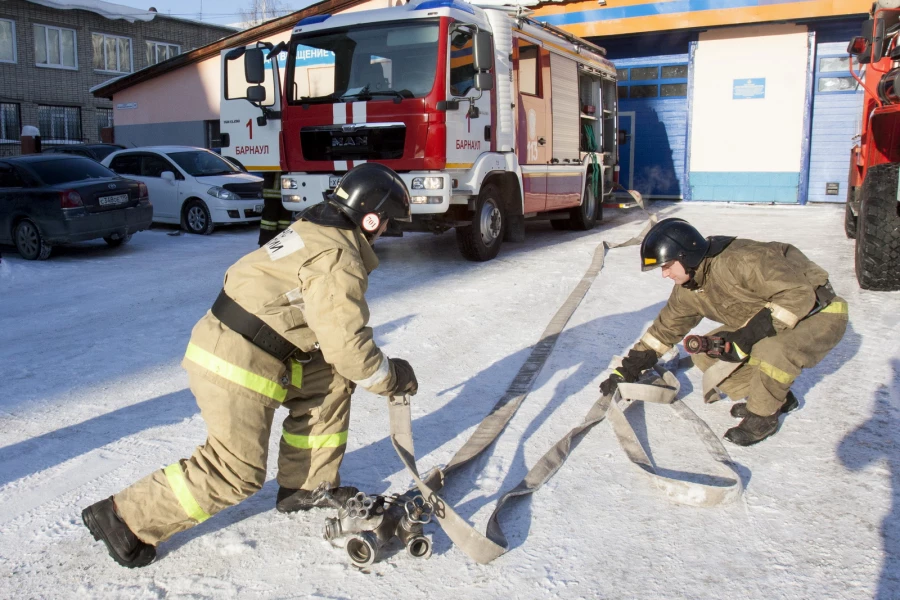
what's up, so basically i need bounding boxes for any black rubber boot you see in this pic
[730,391,800,419]
[724,412,781,446]
[276,485,360,513]
[82,497,156,568]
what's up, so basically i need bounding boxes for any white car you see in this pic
[102,146,264,234]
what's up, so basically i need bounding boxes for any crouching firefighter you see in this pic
[258,173,293,246]
[82,163,419,568]
[599,218,848,447]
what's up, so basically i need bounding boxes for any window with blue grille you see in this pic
[815,55,861,94]
[617,64,688,99]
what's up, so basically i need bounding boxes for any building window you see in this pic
[34,24,77,69]
[1,19,16,64]
[145,40,180,66]
[92,33,132,73]
[38,105,82,142]
[816,55,860,94]
[616,63,689,100]
[1,103,20,142]
[97,108,113,140]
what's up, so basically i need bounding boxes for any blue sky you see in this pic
[112,0,317,28]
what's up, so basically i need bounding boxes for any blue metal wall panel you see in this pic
[806,20,866,203]
[609,53,690,198]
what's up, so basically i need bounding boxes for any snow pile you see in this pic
[24,0,156,23]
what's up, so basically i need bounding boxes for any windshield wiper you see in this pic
[341,87,410,103]
[298,92,341,105]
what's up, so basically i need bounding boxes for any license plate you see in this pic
[328,175,343,189]
[99,193,128,206]
[255,204,263,212]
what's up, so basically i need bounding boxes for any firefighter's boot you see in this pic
[724,412,780,446]
[82,497,156,568]
[276,485,361,513]
[731,391,800,419]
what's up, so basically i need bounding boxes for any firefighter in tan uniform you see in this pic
[600,218,848,447]
[258,173,293,246]
[82,163,418,568]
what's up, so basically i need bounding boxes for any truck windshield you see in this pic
[286,21,439,104]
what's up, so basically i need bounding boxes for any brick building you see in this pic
[0,0,236,155]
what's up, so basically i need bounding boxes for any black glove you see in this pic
[599,348,658,396]
[718,309,777,363]
[389,358,418,396]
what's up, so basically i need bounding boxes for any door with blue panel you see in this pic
[614,62,689,198]
[806,27,866,203]
[618,112,634,191]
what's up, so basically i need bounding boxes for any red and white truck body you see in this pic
[221,0,619,260]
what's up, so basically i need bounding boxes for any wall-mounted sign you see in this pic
[733,78,765,99]
[115,102,138,110]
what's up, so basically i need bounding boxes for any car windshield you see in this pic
[167,151,240,177]
[91,146,122,161]
[26,157,118,185]
[286,21,439,104]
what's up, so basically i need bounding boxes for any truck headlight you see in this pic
[282,177,298,190]
[411,177,444,190]
[207,186,240,200]
[410,196,442,204]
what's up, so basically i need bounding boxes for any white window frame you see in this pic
[0,18,16,64]
[145,40,180,66]
[92,32,132,74]
[34,23,78,70]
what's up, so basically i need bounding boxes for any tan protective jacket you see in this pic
[633,239,831,357]
[182,220,400,404]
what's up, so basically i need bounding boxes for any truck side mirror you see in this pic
[474,72,494,91]
[244,47,266,85]
[858,18,885,64]
[847,36,867,57]
[247,85,267,104]
[473,31,494,72]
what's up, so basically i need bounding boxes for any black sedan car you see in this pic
[0,155,153,260]
[42,144,126,162]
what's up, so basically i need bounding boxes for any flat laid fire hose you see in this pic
[387,195,743,564]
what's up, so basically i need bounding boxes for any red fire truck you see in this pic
[221,0,619,261]
[845,2,900,290]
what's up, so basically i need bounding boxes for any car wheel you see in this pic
[14,219,52,260]
[455,183,505,261]
[104,233,132,248]
[182,199,215,235]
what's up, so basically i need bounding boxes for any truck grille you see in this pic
[223,182,263,199]
[300,124,406,161]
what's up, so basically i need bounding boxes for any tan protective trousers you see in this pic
[114,352,353,545]
[691,298,848,416]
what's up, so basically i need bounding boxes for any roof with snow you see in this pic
[24,0,157,23]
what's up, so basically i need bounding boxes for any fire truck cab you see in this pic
[221,0,619,261]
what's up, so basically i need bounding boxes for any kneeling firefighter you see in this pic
[82,163,419,568]
[600,218,848,446]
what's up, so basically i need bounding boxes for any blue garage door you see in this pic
[807,22,865,203]
[614,59,689,198]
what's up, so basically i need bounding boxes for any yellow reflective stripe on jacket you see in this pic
[748,357,795,385]
[821,301,848,315]
[184,343,287,402]
[766,302,801,328]
[291,360,303,387]
[282,430,348,449]
[164,463,210,523]
[640,331,670,355]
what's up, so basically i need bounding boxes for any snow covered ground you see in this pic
[1,203,898,599]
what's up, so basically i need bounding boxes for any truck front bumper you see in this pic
[281,172,452,215]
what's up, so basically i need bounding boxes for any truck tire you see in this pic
[456,183,505,261]
[855,163,900,291]
[566,175,599,231]
[14,219,52,260]
[844,199,858,239]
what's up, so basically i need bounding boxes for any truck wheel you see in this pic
[566,176,599,231]
[855,163,900,291]
[456,183,505,261]
[14,219,52,260]
[182,199,215,235]
[844,200,858,239]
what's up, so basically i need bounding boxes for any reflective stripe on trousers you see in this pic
[164,462,210,523]
[184,343,303,403]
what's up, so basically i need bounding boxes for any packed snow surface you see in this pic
[1,203,898,599]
